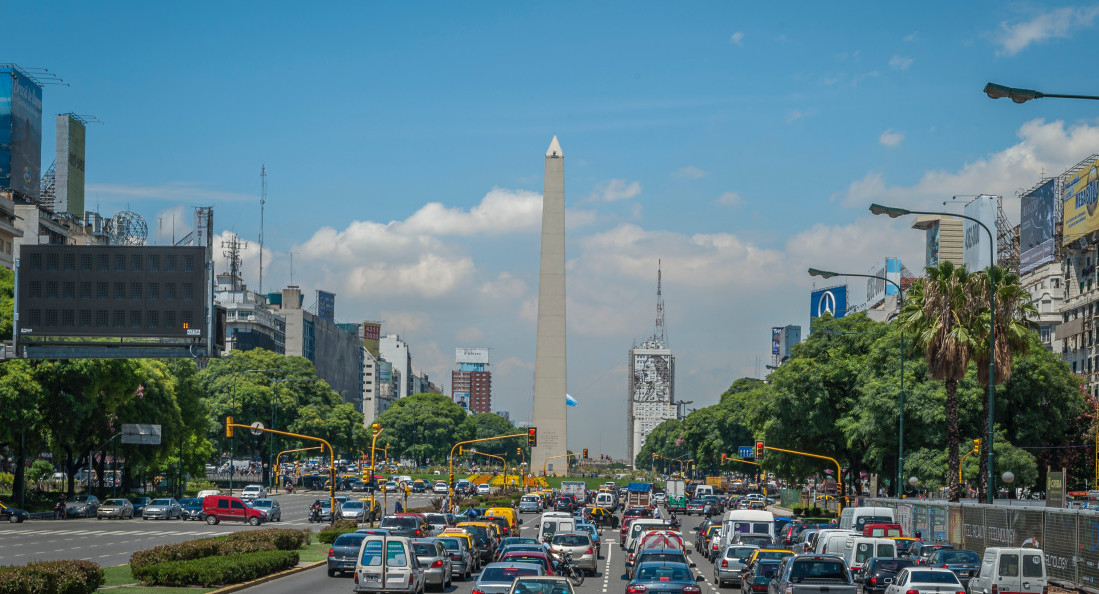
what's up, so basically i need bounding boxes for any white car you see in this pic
[241,484,267,502]
[477,483,491,495]
[433,481,450,494]
[885,568,962,594]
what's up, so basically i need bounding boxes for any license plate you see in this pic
[363,573,381,580]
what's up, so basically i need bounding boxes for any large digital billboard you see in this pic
[963,195,997,271]
[1063,157,1099,246]
[0,67,43,200]
[17,245,208,339]
[54,114,86,216]
[810,285,847,319]
[1019,179,1057,274]
[317,290,335,322]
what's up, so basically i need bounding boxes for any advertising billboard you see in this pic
[54,114,86,216]
[1019,179,1057,274]
[0,67,43,200]
[865,257,902,304]
[963,195,997,271]
[317,290,335,322]
[456,347,490,364]
[771,327,781,355]
[925,221,940,268]
[361,321,381,356]
[1063,157,1099,246]
[810,285,847,319]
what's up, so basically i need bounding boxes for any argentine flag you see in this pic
[565,394,579,407]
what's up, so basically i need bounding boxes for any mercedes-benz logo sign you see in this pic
[818,290,837,316]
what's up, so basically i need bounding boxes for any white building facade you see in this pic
[627,338,676,466]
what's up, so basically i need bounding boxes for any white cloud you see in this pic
[889,55,914,70]
[786,109,805,124]
[152,205,192,245]
[837,118,1099,209]
[904,32,919,42]
[716,191,743,207]
[879,129,905,147]
[346,253,474,298]
[672,166,707,179]
[995,6,1099,56]
[456,326,485,343]
[87,182,256,204]
[589,179,642,202]
[398,188,543,235]
[379,311,433,335]
[729,32,745,46]
[479,272,527,300]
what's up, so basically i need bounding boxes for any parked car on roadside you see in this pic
[97,498,134,520]
[66,494,100,518]
[129,496,151,517]
[143,498,182,520]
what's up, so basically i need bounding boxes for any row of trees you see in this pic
[640,263,1093,501]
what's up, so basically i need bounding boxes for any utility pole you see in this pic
[259,164,265,294]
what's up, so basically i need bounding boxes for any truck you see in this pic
[561,481,588,503]
[705,476,728,492]
[665,479,687,513]
[626,482,653,507]
[768,554,857,594]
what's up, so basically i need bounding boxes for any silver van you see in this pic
[967,548,1047,594]
[354,535,426,594]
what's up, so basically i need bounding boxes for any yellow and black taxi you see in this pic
[1,501,30,523]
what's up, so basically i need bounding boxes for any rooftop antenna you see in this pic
[221,233,244,291]
[259,164,266,294]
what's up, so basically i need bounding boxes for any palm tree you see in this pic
[898,261,981,502]
[968,266,1037,500]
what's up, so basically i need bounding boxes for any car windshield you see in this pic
[511,578,572,594]
[636,564,691,581]
[152,499,172,505]
[728,546,757,558]
[425,514,447,524]
[334,534,365,547]
[381,517,419,529]
[253,500,273,508]
[911,571,961,584]
[344,501,364,509]
[939,551,980,564]
[439,538,461,550]
[104,499,126,506]
[73,496,90,502]
[481,567,539,581]
[789,560,848,581]
[413,543,439,556]
[552,535,589,546]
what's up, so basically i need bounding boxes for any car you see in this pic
[250,498,282,522]
[497,543,545,562]
[629,547,693,580]
[328,532,368,577]
[434,481,450,494]
[438,534,476,581]
[354,535,426,594]
[507,575,575,594]
[424,512,452,534]
[202,494,266,525]
[498,551,555,576]
[478,483,492,495]
[380,515,430,538]
[240,484,267,502]
[519,495,543,514]
[179,497,206,521]
[714,544,758,587]
[412,480,428,493]
[129,496,151,517]
[342,500,371,522]
[741,558,782,594]
[883,568,962,594]
[456,522,498,563]
[548,532,598,575]
[685,499,706,515]
[65,494,100,518]
[627,561,702,594]
[856,558,914,594]
[576,523,600,552]
[476,562,545,594]
[0,501,30,523]
[412,538,453,591]
[924,549,979,587]
[97,498,134,519]
[696,525,721,552]
[143,498,182,520]
[652,492,668,504]
[906,543,955,565]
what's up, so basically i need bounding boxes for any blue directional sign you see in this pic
[738,446,754,459]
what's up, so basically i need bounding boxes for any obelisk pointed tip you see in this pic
[546,135,563,158]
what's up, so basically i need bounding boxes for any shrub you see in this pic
[130,527,311,569]
[0,559,103,594]
[225,528,311,550]
[129,538,223,570]
[132,550,298,587]
[317,520,359,544]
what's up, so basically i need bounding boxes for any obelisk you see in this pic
[531,135,568,476]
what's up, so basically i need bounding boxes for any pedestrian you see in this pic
[394,499,404,513]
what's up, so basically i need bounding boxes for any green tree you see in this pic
[0,360,44,501]
[375,393,475,466]
[469,413,523,459]
[898,261,980,502]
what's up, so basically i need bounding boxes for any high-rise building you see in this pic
[277,285,363,409]
[380,334,413,400]
[453,347,492,413]
[627,264,676,466]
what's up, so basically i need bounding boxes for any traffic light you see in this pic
[225,416,234,438]
[721,453,727,463]
[755,440,765,459]
[973,438,981,453]
[517,448,522,456]
[527,427,537,447]
[372,423,381,438]
[583,448,589,459]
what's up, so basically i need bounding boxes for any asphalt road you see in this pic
[0,490,441,567]
[241,509,722,594]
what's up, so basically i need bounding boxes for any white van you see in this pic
[838,506,895,532]
[719,510,775,551]
[694,484,715,498]
[625,519,671,551]
[812,529,855,554]
[968,548,1047,594]
[843,537,897,573]
[595,492,616,509]
[538,512,576,543]
[820,532,853,555]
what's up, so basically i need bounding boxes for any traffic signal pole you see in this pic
[448,432,529,500]
[761,445,845,515]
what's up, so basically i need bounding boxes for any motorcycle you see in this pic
[308,505,322,523]
[554,553,584,586]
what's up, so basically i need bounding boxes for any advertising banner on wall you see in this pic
[317,290,335,322]
[865,258,902,304]
[0,67,43,200]
[1020,179,1057,273]
[361,321,381,356]
[963,195,998,271]
[54,114,86,216]
[810,285,847,319]
[1063,157,1099,246]
[771,327,781,355]
[456,347,489,364]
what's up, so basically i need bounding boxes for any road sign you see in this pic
[738,446,753,459]
[250,421,265,436]
[121,424,162,445]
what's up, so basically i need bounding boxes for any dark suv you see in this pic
[379,515,428,538]
[856,558,913,594]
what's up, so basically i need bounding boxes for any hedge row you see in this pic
[131,550,299,587]
[317,519,360,543]
[130,528,310,569]
[0,560,103,594]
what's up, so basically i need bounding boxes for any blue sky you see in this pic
[6,2,1099,457]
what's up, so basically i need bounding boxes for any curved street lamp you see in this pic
[983,82,1099,104]
[809,267,906,496]
[870,203,997,505]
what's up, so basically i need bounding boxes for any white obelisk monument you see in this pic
[531,135,568,475]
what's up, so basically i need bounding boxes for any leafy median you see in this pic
[128,528,310,588]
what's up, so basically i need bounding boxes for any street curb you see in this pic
[207,560,326,593]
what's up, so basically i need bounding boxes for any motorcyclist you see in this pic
[309,499,323,522]
[669,513,681,530]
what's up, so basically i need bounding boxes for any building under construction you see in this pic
[627,263,676,467]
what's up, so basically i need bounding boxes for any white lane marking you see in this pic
[602,539,613,593]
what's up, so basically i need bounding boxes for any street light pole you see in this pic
[983,82,1099,103]
[809,268,905,496]
[869,203,996,504]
